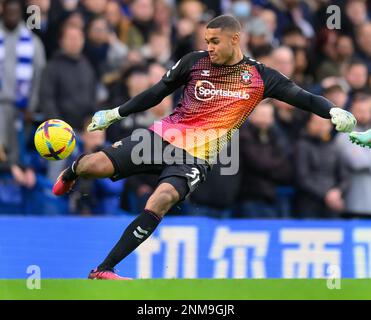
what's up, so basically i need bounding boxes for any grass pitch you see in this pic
[1,279,371,300]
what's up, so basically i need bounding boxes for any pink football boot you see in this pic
[88,268,132,280]
[52,169,77,196]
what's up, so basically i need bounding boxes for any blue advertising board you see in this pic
[1,216,371,279]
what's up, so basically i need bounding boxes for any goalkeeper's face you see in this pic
[205,28,240,66]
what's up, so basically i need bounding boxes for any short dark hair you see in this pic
[346,58,368,70]
[59,22,83,40]
[353,89,371,103]
[251,44,273,60]
[282,24,304,38]
[122,64,148,81]
[206,15,241,32]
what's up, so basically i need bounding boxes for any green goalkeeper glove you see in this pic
[329,107,357,133]
[87,107,124,132]
[349,129,371,148]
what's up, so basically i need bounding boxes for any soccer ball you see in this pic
[34,119,76,160]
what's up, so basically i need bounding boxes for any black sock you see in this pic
[62,154,85,181]
[97,209,162,271]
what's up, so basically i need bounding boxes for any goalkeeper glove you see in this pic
[329,107,357,133]
[87,107,124,132]
[349,129,371,148]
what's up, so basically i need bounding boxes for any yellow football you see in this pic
[34,119,76,160]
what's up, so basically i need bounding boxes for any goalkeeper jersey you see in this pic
[118,51,333,162]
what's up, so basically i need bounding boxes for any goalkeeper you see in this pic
[52,15,357,280]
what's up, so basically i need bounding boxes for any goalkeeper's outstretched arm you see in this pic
[259,65,357,133]
[87,81,174,132]
[117,81,175,117]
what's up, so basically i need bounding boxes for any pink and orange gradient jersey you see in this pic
[151,52,263,161]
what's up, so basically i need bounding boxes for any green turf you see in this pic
[1,279,371,300]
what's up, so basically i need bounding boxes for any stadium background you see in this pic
[1,0,371,295]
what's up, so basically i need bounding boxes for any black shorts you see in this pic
[101,129,210,201]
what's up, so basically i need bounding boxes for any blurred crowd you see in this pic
[0,0,370,218]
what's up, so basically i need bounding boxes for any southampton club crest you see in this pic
[240,70,252,85]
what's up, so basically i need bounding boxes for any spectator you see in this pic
[312,0,333,32]
[0,0,46,112]
[314,29,338,80]
[141,31,172,66]
[270,46,295,78]
[122,0,156,48]
[62,10,85,30]
[39,24,96,131]
[355,22,371,72]
[281,24,307,50]
[266,0,315,39]
[336,35,355,64]
[48,0,79,23]
[295,114,348,218]
[147,61,166,86]
[0,0,46,164]
[44,1,81,59]
[105,0,128,43]
[84,16,128,79]
[172,0,207,59]
[178,0,205,24]
[39,24,97,181]
[323,84,349,110]
[250,43,273,65]
[281,25,312,87]
[259,8,278,46]
[343,59,369,104]
[26,0,55,59]
[316,34,355,81]
[79,0,108,25]
[227,0,252,26]
[122,48,145,69]
[343,0,369,39]
[172,17,197,61]
[335,93,371,217]
[153,0,173,36]
[238,100,292,218]
[0,142,36,190]
[272,99,308,159]
[270,45,310,140]
[193,21,208,52]
[245,17,272,53]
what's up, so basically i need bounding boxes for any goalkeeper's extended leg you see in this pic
[52,152,113,196]
[88,182,180,280]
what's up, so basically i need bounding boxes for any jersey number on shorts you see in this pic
[186,167,200,186]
